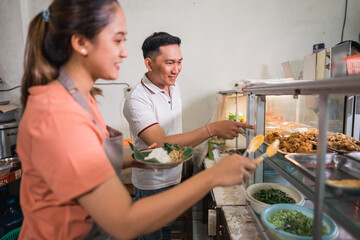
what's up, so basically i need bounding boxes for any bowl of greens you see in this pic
[245,183,304,215]
[261,204,338,240]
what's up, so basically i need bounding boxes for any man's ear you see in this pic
[71,34,89,56]
[144,57,152,71]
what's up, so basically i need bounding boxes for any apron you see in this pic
[58,69,122,240]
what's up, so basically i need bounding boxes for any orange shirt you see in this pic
[17,85,115,240]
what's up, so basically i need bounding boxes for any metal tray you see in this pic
[326,146,351,154]
[285,154,360,196]
[344,151,360,162]
[280,122,312,132]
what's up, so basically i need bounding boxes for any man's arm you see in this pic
[139,120,254,148]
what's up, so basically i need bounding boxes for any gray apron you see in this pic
[58,69,122,240]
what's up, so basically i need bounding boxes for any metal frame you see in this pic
[243,75,360,239]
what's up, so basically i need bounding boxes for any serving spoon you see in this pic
[256,139,280,163]
[242,134,264,157]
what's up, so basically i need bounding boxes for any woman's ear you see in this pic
[144,58,152,71]
[71,34,89,56]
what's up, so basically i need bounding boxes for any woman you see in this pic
[17,0,258,239]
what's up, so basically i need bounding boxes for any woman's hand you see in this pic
[209,120,255,139]
[209,154,258,187]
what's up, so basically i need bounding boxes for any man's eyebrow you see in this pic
[165,58,183,61]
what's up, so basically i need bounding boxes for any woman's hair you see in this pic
[21,0,120,109]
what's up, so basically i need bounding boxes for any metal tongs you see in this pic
[242,134,264,157]
[256,139,280,163]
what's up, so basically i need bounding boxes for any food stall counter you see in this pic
[204,158,262,239]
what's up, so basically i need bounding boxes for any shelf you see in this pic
[218,90,243,95]
[243,75,360,96]
[0,169,21,187]
[257,144,360,237]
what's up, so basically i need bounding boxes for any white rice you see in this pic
[145,147,172,163]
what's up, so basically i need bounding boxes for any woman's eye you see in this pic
[115,38,126,44]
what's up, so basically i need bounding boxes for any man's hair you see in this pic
[141,32,181,59]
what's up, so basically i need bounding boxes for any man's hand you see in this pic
[209,120,255,139]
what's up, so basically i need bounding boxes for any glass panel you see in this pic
[264,95,345,134]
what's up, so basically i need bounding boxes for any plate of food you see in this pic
[326,132,360,153]
[129,142,194,169]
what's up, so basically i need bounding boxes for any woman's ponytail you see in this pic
[21,11,57,109]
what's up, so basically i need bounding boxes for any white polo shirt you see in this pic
[123,74,183,190]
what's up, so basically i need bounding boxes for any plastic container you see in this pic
[0,198,23,233]
[208,137,225,160]
[344,54,360,75]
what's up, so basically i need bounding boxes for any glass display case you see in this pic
[242,75,360,239]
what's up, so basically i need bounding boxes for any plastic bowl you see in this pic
[245,183,305,215]
[261,204,338,240]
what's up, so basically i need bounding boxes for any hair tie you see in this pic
[42,9,50,23]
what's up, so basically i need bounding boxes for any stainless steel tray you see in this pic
[285,154,360,196]
[344,151,360,162]
[326,146,351,154]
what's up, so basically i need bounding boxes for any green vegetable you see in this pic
[129,142,159,163]
[268,209,329,236]
[253,188,296,204]
[228,113,246,120]
[129,142,194,163]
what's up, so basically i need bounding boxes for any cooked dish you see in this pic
[266,115,289,123]
[130,142,194,165]
[253,188,295,204]
[326,179,360,188]
[266,129,360,153]
[265,131,316,153]
[327,132,360,151]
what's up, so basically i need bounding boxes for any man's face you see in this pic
[148,44,182,89]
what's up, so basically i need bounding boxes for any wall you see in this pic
[1,0,359,138]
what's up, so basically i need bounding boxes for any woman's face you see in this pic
[87,4,128,81]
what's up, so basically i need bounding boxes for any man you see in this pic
[123,32,253,240]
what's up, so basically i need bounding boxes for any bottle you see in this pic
[0,198,23,233]
[0,186,9,214]
[0,225,5,238]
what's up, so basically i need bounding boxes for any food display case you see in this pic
[242,75,360,239]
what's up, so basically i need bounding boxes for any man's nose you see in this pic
[172,64,180,74]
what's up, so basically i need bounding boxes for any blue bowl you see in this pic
[261,204,339,240]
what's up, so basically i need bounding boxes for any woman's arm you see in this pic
[78,154,257,240]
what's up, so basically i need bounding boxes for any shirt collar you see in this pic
[141,74,175,94]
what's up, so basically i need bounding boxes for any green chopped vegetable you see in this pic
[253,188,296,204]
[268,209,329,236]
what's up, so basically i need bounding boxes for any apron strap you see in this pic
[58,68,105,136]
